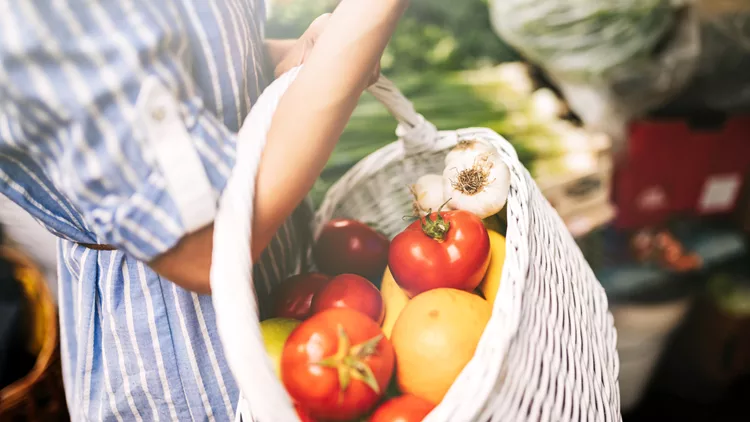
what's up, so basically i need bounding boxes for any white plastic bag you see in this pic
[490,0,701,148]
[666,1,750,113]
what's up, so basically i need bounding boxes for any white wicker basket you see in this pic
[212,67,621,422]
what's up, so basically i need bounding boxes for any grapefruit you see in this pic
[390,288,491,404]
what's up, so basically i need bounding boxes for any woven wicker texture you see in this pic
[212,67,621,422]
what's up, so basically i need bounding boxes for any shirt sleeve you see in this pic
[0,1,238,261]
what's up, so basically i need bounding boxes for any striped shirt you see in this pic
[0,1,308,420]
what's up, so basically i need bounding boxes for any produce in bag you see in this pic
[489,0,702,148]
[662,1,750,113]
[213,68,620,422]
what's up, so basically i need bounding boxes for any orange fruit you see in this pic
[390,288,491,404]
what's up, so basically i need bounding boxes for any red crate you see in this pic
[614,114,750,229]
[695,117,750,214]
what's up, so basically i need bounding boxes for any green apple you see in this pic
[260,318,301,378]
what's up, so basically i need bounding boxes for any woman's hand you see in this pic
[269,14,380,84]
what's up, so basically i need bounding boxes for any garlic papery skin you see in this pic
[412,174,450,216]
[443,153,510,219]
[444,139,497,167]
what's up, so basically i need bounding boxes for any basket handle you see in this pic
[367,76,421,127]
[210,67,431,422]
[367,76,439,154]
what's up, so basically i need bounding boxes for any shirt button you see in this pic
[151,106,167,122]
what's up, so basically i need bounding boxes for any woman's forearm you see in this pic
[150,0,408,294]
[252,0,408,259]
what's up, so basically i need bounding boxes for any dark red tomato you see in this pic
[311,274,385,324]
[389,210,490,297]
[294,403,317,422]
[370,394,435,422]
[313,219,390,281]
[270,273,331,320]
[281,308,394,421]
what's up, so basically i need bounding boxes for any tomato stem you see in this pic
[351,334,383,358]
[315,325,383,395]
[420,201,451,241]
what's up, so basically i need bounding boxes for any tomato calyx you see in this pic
[419,209,451,242]
[316,324,383,396]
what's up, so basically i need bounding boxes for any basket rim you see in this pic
[313,126,516,236]
[0,247,59,412]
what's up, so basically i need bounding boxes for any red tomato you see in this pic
[313,219,390,281]
[311,274,385,324]
[389,210,490,297]
[370,394,436,422]
[281,308,395,421]
[271,273,331,320]
[294,403,317,422]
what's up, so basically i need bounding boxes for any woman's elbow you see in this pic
[149,224,214,295]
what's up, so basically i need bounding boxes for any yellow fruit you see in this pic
[380,267,410,338]
[479,229,506,306]
[260,318,300,378]
[391,288,491,404]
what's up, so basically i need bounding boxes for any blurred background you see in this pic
[2,0,750,420]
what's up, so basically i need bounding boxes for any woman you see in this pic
[0,0,408,420]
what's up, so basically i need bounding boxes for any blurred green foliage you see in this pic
[310,70,545,204]
[266,0,520,74]
[267,1,534,204]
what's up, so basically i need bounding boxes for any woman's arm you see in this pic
[149,0,408,293]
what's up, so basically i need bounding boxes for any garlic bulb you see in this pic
[443,152,510,219]
[444,139,496,167]
[411,174,449,216]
